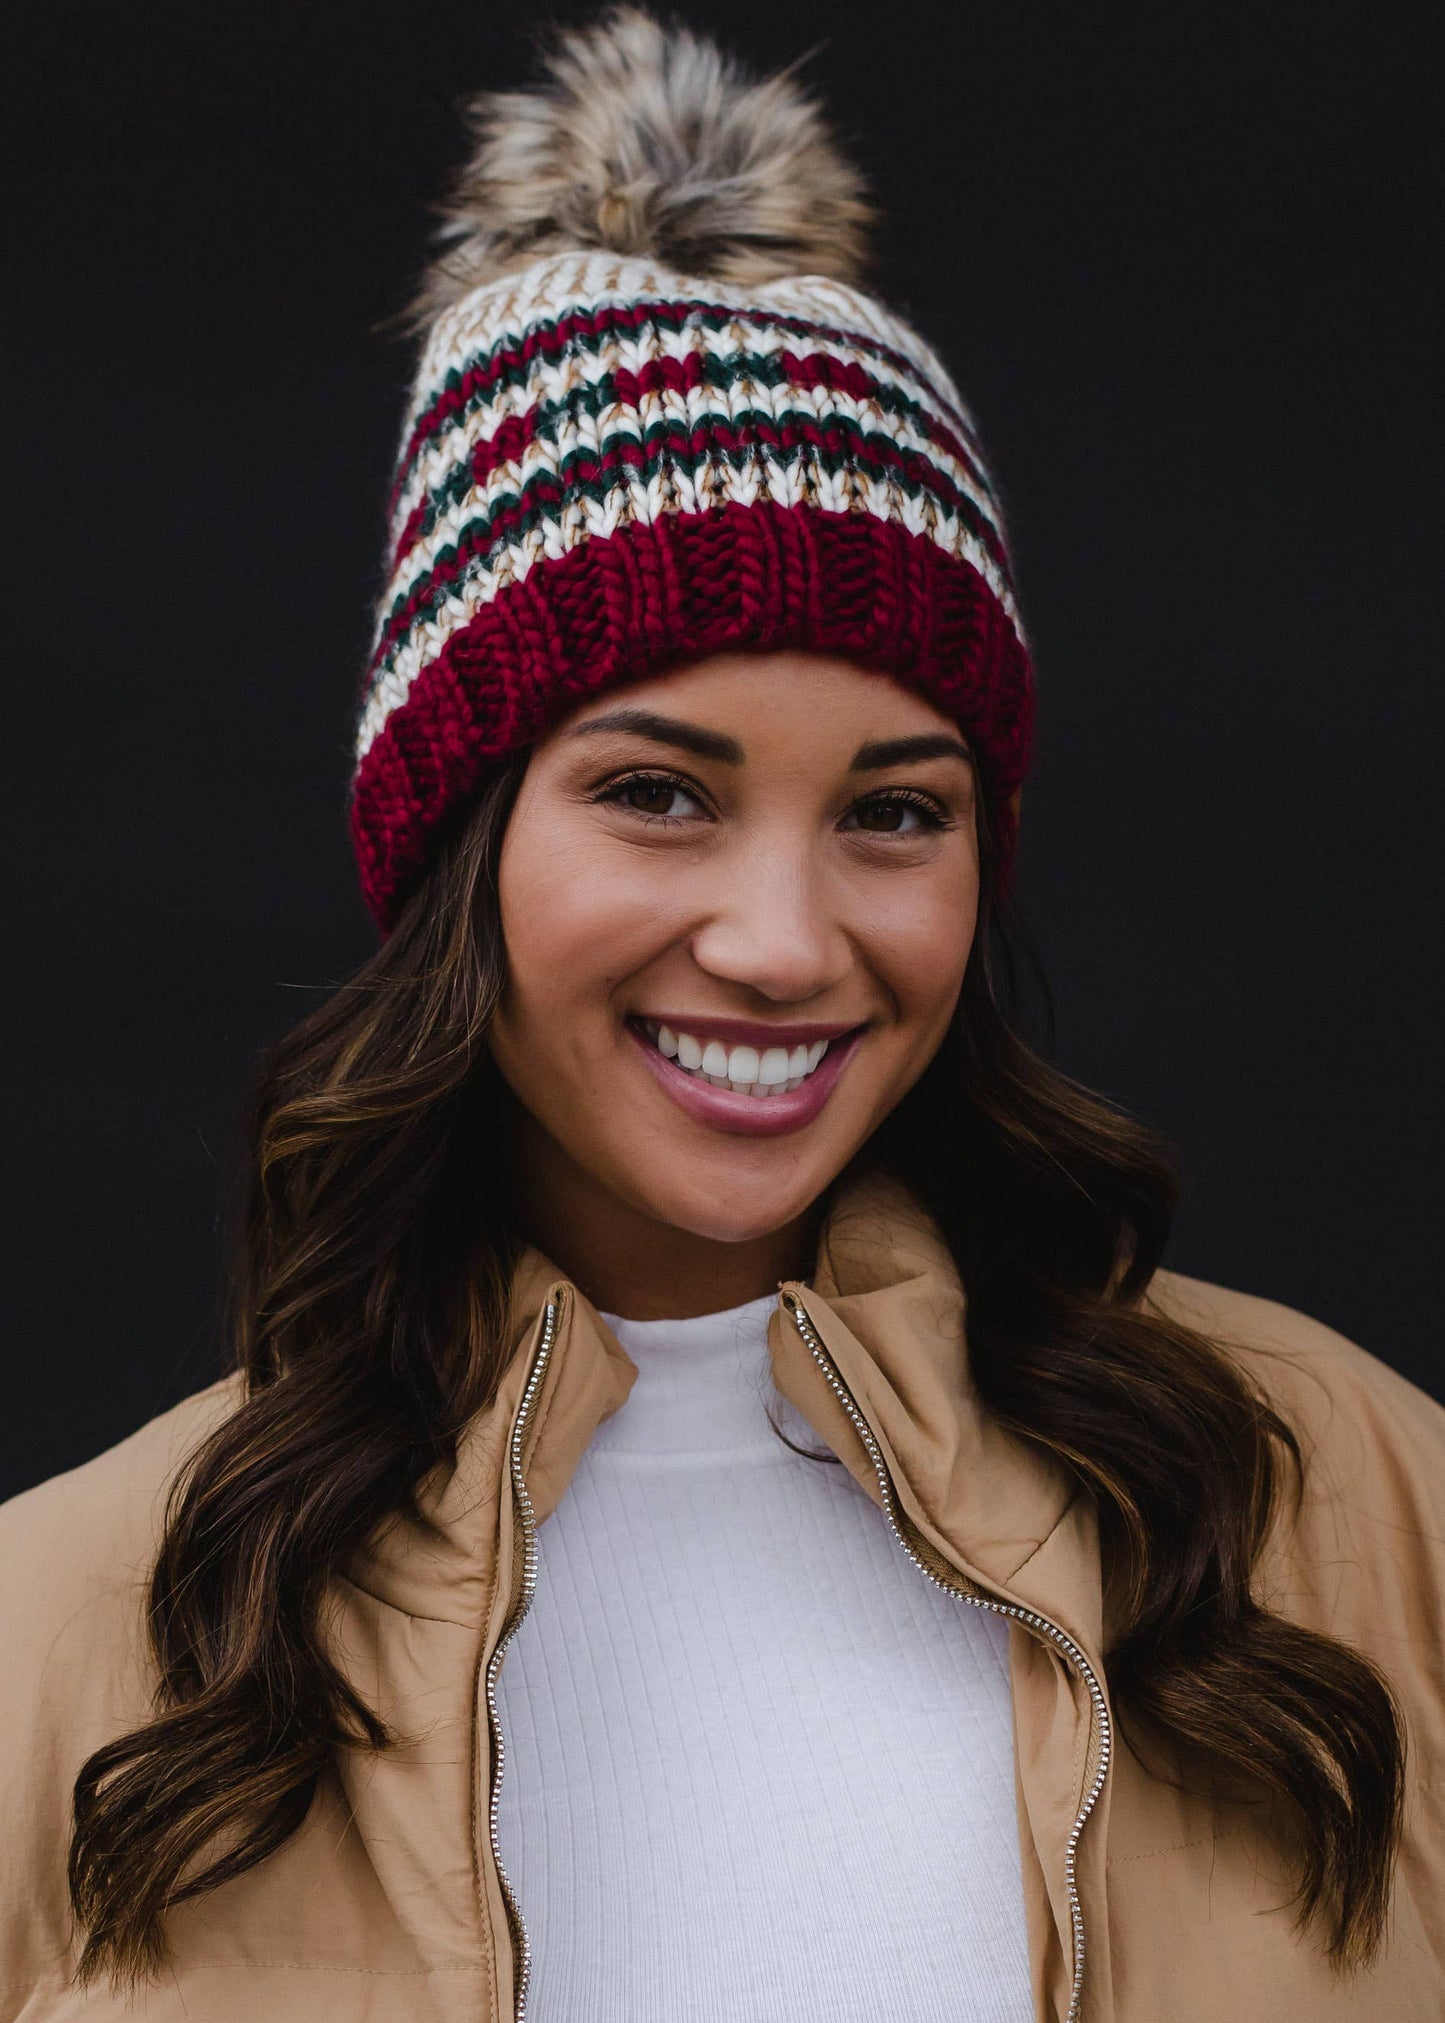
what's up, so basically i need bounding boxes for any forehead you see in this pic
[549,651,968,750]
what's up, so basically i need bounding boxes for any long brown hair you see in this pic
[68,754,1404,1985]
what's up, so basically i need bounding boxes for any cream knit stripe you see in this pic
[379,359,1009,638]
[356,471,1020,763]
[359,251,1026,773]
[756,269,976,442]
[377,434,1018,658]
[387,313,997,557]
[400,253,987,493]
[368,337,1018,706]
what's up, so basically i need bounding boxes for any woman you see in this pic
[3,11,1441,2021]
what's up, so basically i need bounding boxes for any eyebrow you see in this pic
[569,708,744,764]
[570,709,971,773]
[849,733,973,771]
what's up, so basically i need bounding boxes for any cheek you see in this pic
[494,818,674,1031]
[858,867,979,1027]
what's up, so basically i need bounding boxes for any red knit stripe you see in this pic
[391,403,543,573]
[605,348,989,492]
[777,352,985,489]
[390,497,429,580]
[389,347,995,580]
[390,296,981,516]
[373,409,1014,679]
[350,500,1032,934]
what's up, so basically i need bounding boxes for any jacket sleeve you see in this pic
[0,1380,240,2017]
[1147,1269,1445,1972]
[1149,1269,1445,1632]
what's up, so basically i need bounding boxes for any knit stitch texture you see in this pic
[350,251,1033,931]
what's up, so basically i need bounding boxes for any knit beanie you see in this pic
[350,9,1033,933]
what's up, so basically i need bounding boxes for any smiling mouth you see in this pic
[632,1018,847,1099]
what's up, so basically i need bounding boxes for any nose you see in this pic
[687,842,853,1005]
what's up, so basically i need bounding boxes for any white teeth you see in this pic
[727,1045,760,1085]
[644,1022,841,1099]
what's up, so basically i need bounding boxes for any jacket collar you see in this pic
[774,1171,1102,1659]
[352,1168,1099,1660]
[331,1168,1107,2015]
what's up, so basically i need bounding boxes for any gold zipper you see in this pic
[783,1289,1111,2023]
[485,1283,1110,2021]
[482,1291,563,2023]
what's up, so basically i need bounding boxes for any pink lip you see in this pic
[626,1021,866,1138]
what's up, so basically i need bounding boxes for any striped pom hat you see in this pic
[350,10,1034,932]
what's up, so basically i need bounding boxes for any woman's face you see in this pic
[487,652,980,1247]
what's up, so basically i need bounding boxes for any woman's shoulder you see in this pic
[0,1375,243,1681]
[1147,1266,1445,1481]
[1146,1267,1445,1633]
[0,1380,245,1978]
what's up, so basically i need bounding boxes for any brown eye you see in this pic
[623,779,680,816]
[599,773,707,820]
[853,798,909,832]
[844,792,944,835]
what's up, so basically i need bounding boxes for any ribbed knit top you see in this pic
[493,1294,1034,2020]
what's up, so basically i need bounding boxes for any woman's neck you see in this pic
[507,1114,819,1321]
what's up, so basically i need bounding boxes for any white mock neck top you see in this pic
[493,1293,1034,2020]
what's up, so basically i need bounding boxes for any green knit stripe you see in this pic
[393,350,999,576]
[393,294,985,511]
[372,412,1009,685]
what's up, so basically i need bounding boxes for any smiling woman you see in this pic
[490,655,982,1311]
[3,9,1443,2023]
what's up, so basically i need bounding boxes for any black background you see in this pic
[4,1,1442,1501]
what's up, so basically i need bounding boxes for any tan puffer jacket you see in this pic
[3,1176,1443,2020]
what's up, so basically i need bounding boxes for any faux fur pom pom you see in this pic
[412,7,876,319]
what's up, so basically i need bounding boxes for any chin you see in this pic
[639,1176,820,1249]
